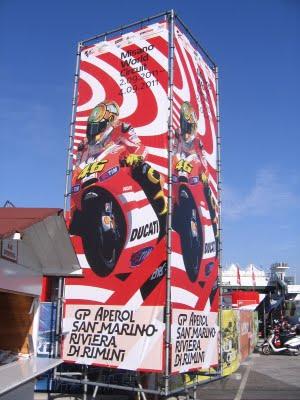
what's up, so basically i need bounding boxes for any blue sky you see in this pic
[1,0,299,277]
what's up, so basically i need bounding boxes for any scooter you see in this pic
[261,326,300,355]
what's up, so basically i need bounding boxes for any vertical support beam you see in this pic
[215,66,223,376]
[164,8,175,398]
[64,41,82,216]
[83,365,88,400]
[263,299,266,340]
[54,277,64,358]
[54,276,64,387]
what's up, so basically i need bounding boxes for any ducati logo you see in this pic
[129,220,159,242]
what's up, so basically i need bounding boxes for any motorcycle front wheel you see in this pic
[81,189,126,277]
[261,344,271,355]
[175,185,203,282]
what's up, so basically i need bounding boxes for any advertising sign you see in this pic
[221,310,239,376]
[1,238,18,262]
[63,22,169,371]
[63,16,220,374]
[37,302,57,357]
[170,26,219,373]
[185,310,257,385]
[35,302,57,391]
[239,310,253,361]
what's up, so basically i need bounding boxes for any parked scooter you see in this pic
[261,323,300,355]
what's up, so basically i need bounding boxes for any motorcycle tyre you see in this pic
[81,191,126,277]
[290,346,300,356]
[177,186,203,282]
[261,344,271,355]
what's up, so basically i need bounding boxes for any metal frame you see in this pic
[215,65,223,376]
[165,8,175,397]
[64,41,82,214]
[60,9,222,399]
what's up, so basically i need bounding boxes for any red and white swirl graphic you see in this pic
[170,25,219,334]
[72,23,169,178]
[64,23,170,372]
[64,22,219,373]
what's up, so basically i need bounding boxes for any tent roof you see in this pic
[0,207,80,276]
[0,208,62,239]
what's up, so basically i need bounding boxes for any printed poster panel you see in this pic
[1,238,18,262]
[184,310,239,385]
[239,310,253,362]
[63,22,169,371]
[37,302,57,358]
[221,310,239,376]
[251,311,259,352]
[171,26,219,373]
[172,309,218,373]
[63,305,164,370]
[35,302,57,391]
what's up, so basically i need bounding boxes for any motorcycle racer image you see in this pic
[69,100,167,277]
[76,100,146,165]
[174,101,218,245]
[172,101,218,281]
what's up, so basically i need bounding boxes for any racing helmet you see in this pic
[179,101,197,149]
[86,100,120,145]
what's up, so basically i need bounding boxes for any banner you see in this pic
[63,22,169,372]
[63,19,221,374]
[239,310,253,362]
[37,302,57,358]
[35,302,57,392]
[170,26,219,373]
[221,310,239,376]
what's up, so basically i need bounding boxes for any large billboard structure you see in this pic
[62,10,220,397]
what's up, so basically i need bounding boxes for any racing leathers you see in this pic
[173,133,219,251]
[76,122,167,239]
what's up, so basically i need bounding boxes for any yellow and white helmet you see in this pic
[180,101,197,147]
[87,100,119,145]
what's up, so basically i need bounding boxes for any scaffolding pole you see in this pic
[64,41,82,215]
[174,14,216,69]
[215,65,223,376]
[164,8,175,398]
[81,11,169,46]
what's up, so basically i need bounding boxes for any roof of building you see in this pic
[0,208,62,239]
[0,207,81,277]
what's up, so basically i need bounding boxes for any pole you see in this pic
[165,8,175,398]
[83,365,88,400]
[174,14,216,69]
[64,41,82,216]
[263,299,266,340]
[215,65,223,377]
[54,277,64,358]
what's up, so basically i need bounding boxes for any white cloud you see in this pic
[222,167,300,219]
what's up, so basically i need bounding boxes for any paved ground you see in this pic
[34,350,300,400]
[195,352,300,400]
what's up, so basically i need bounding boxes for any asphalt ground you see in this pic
[34,349,300,400]
[194,351,300,400]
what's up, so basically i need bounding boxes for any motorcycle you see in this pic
[261,324,300,356]
[172,152,210,282]
[69,142,163,278]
